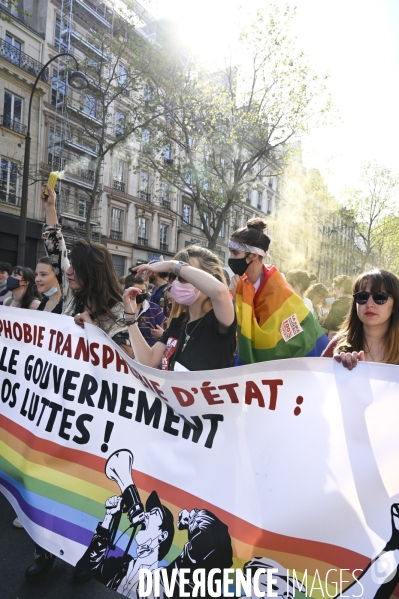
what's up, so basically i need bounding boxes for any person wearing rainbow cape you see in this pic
[228,218,329,365]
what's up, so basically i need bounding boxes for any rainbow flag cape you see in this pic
[235,265,329,365]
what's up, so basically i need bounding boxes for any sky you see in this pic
[153,0,399,198]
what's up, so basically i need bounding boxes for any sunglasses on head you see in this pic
[353,291,393,305]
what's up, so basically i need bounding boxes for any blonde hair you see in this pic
[168,245,227,322]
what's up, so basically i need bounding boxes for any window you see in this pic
[184,169,192,186]
[161,181,170,208]
[138,217,148,245]
[268,177,274,189]
[113,159,126,192]
[246,191,251,205]
[233,210,240,229]
[78,198,90,218]
[0,158,19,204]
[118,64,127,87]
[139,172,150,202]
[257,191,263,210]
[183,203,192,224]
[144,86,153,102]
[112,254,125,278]
[83,94,97,118]
[164,143,172,165]
[3,91,23,131]
[142,129,150,144]
[48,126,64,169]
[201,212,209,230]
[110,207,123,240]
[51,68,66,107]
[115,111,126,137]
[54,16,67,51]
[218,221,225,238]
[267,195,273,214]
[159,223,168,251]
[5,33,21,65]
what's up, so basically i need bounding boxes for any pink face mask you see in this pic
[169,280,200,306]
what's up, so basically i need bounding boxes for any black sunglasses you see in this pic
[167,273,187,284]
[353,291,393,305]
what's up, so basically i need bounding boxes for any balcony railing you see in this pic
[109,229,122,240]
[80,168,95,181]
[139,190,151,202]
[113,180,125,192]
[164,157,173,166]
[0,39,49,82]
[48,154,66,171]
[137,236,148,246]
[160,242,169,252]
[1,114,26,135]
[71,0,112,28]
[161,198,171,209]
[64,139,98,157]
[0,191,20,206]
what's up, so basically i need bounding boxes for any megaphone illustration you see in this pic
[105,449,145,525]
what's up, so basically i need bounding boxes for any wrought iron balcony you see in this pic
[163,157,173,166]
[137,236,148,246]
[1,114,26,135]
[139,190,151,202]
[113,180,125,192]
[0,191,20,206]
[109,229,122,240]
[160,242,169,252]
[0,39,49,82]
[161,198,171,209]
[80,168,95,181]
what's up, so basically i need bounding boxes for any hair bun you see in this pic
[246,218,267,232]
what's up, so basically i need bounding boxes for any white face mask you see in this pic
[0,280,7,288]
[43,286,59,297]
[325,297,335,305]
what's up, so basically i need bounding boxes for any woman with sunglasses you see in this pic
[321,269,399,369]
[123,246,236,371]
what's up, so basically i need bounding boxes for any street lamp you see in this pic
[17,53,89,265]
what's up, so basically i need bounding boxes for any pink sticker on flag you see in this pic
[280,314,303,342]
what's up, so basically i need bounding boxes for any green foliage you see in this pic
[345,162,399,271]
[141,3,332,247]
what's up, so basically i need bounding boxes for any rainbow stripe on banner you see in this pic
[0,413,377,598]
[235,265,329,365]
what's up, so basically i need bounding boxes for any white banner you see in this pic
[1,306,399,598]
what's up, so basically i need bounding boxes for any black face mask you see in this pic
[228,256,252,276]
[136,292,148,304]
[6,276,21,291]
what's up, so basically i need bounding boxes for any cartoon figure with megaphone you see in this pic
[77,449,175,596]
[77,448,233,598]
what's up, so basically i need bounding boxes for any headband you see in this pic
[228,240,266,257]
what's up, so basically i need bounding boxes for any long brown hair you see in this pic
[168,245,227,322]
[70,240,122,325]
[11,266,38,309]
[335,269,399,364]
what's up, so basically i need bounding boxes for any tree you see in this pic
[345,162,399,272]
[141,3,331,249]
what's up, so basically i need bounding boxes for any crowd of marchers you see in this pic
[1,183,399,582]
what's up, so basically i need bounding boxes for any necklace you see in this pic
[182,315,206,352]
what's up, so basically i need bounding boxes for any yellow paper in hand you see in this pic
[44,171,59,195]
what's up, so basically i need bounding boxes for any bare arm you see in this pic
[123,287,166,367]
[134,260,235,329]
